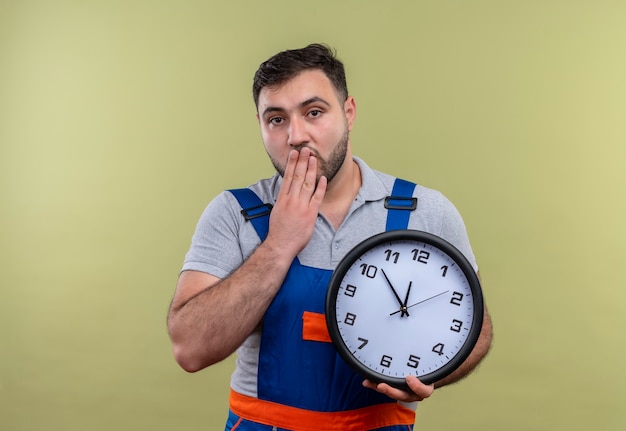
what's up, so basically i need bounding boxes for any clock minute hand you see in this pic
[380,269,409,317]
[390,290,449,316]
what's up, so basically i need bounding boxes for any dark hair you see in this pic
[252,43,348,107]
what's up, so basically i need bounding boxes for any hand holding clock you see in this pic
[363,375,434,403]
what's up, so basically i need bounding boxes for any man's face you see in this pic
[256,69,356,183]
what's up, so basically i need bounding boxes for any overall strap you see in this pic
[228,188,272,241]
[385,178,418,231]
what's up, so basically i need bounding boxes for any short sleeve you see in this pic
[436,195,478,273]
[181,192,246,279]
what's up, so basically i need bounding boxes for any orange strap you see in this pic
[301,311,332,342]
[230,390,415,431]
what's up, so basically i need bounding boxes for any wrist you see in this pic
[258,235,299,269]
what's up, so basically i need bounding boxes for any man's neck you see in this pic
[320,156,362,230]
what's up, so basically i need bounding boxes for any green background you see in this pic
[1,1,624,430]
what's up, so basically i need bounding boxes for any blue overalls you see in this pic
[225,179,417,431]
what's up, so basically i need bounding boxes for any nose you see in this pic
[287,117,309,147]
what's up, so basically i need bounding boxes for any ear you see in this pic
[343,96,357,131]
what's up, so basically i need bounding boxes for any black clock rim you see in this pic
[325,229,484,389]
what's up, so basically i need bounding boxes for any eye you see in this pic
[268,116,284,126]
[307,109,322,118]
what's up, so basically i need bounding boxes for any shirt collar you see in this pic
[353,156,389,204]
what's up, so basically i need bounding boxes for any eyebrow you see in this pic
[261,96,332,118]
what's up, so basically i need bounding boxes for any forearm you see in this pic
[169,148,326,372]
[433,307,492,388]
[167,239,293,372]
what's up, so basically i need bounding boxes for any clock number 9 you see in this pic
[344,284,357,297]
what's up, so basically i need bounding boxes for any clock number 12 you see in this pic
[411,249,430,264]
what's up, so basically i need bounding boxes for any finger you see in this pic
[290,148,313,196]
[362,378,433,403]
[311,175,327,206]
[362,380,414,402]
[405,375,434,400]
[279,150,300,196]
[300,153,319,196]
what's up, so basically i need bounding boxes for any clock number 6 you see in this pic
[380,355,393,368]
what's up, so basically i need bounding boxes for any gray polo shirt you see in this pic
[183,156,476,275]
[182,156,477,397]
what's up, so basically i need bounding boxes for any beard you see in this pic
[270,128,349,185]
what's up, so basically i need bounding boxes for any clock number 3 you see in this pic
[450,319,463,332]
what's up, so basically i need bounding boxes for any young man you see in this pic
[168,43,492,430]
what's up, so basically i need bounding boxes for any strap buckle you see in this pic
[241,203,273,220]
[384,196,417,211]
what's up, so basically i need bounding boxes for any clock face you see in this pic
[326,230,483,388]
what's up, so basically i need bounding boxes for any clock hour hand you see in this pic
[380,269,409,317]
